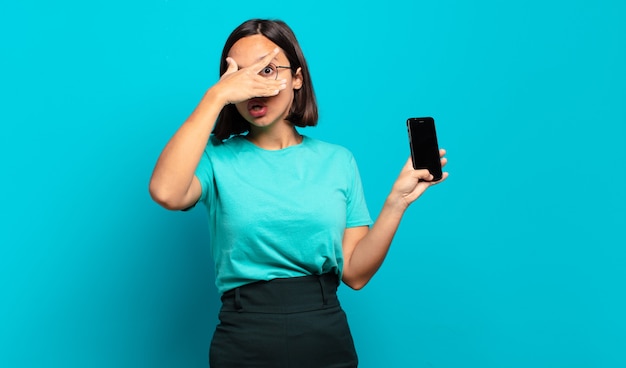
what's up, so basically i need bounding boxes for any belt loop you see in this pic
[318,275,328,306]
[235,287,243,312]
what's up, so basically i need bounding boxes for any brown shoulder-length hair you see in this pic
[212,19,318,141]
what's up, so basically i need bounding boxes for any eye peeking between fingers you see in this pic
[259,63,291,80]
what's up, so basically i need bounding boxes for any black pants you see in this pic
[209,273,358,368]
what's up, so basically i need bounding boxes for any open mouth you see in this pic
[247,99,268,118]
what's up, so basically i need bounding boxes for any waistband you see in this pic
[220,273,340,314]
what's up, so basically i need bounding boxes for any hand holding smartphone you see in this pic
[407,117,442,181]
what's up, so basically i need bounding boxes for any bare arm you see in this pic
[149,48,287,210]
[148,89,224,210]
[341,151,448,289]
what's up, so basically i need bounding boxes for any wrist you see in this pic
[384,192,410,215]
[204,85,229,108]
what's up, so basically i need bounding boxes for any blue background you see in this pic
[1,0,625,367]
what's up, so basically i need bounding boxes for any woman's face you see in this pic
[228,34,302,130]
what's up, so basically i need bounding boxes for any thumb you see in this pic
[223,57,238,76]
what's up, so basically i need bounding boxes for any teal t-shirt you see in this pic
[195,134,373,294]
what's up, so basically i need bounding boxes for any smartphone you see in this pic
[407,117,442,181]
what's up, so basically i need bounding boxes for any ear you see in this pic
[292,67,303,90]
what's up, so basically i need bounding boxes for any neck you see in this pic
[246,125,302,150]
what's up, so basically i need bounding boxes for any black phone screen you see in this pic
[407,117,442,181]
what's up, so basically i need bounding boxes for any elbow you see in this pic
[342,274,371,291]
[149,181,185,211]
[346,282,367,291]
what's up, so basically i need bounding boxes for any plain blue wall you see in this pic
[1,1,625,367]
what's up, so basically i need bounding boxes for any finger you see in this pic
[413,169,434,182]
[250,47,281,73]
[223,57,238,76]
[430,171,449,185]
[439,148,446,157]
[251,79,287,97]
[403,156,413,170]
[440,157,448,167]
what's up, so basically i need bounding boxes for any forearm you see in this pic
[343,195,408,289]
[342,155,447,289]
[149,88,226,208]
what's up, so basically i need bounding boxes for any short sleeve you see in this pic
[345,156,373,228]
[194,137,218,205]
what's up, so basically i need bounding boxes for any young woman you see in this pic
[149,19,447,368]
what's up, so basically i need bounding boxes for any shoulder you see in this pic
[303,136,355,161]
[198,135,250,169]
[208,134,246,148]
[205,134,249,155]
